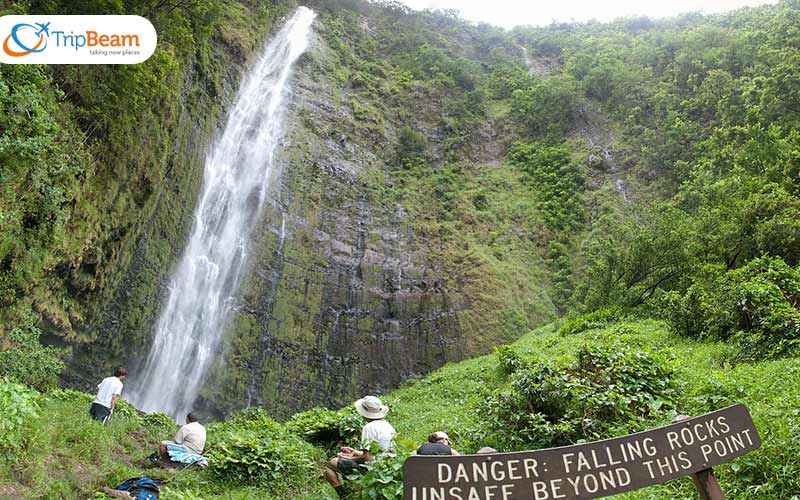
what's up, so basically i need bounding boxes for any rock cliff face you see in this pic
[70,3,560,417]
[199,31,471,418]
[189,6,565,417]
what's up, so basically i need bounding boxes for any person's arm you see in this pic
[337,447,369,461]
[173,426,187,444]
[450,448,460,456]
[354,437,378,462]
[109,379,123,413]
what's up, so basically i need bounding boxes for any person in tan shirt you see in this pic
[159,413,207,464]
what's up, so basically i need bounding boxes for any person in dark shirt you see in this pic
[417,431,460,456]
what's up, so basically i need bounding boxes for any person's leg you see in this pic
[159,441,170,458]
[102,486,134,499]
[324,457,341,488]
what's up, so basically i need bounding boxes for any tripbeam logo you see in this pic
[3,22,49,56]
[0,15,156,64]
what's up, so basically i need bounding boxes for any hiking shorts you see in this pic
[90,402,111,421]
[338,458,368,476]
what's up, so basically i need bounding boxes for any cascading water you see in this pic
[126,7,315,418]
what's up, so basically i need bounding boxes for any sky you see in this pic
[395,0,779,29]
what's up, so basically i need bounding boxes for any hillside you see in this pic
[2,0,800,498]
[2,0,797,417]
[1,318,798,498]
[2,0,577,417]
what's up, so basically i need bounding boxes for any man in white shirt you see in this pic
[90,367,126,424]
[324,396,396,498]
[159,413,208,466]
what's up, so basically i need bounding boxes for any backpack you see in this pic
[111,477,161,500]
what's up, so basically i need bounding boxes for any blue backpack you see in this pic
[111,477,161,500]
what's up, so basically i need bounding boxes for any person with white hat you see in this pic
[417,431,460,456]
[323,395,397,498]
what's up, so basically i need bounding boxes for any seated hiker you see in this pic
[324,396,396,498]
[90,367,127,424]
[158,413,208,467]
[417,431,460,456]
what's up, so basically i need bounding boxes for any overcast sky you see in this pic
[396,0,779,29]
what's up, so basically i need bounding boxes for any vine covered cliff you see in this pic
[5,0,799,422]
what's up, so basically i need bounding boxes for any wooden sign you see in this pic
[403,404,760,500]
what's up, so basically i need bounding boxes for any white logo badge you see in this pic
[0,15,156,64]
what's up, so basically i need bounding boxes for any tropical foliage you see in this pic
[4,0,800,498]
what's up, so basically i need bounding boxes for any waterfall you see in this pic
[126,7,315,418]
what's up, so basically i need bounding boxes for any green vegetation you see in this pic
[511,76,578,138]
[559,306,624,336]
[286,407,363,454]
[0,312,64,391]
[478,342,677,450]
[506,142,585,230]
[0,380,39,464]
[3,0,800,498]
[658,256,800,360]
[542,3,800,326]
[208,408,324,491]
[0,0,294,379]
[3,320,798,498]
[1,388,168,499]
[381,320,800,499]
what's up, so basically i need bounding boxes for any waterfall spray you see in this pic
[127,7,315,418]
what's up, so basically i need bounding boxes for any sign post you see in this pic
[673,414,726,500]
[691,469,725,500]
[403,404,760,500]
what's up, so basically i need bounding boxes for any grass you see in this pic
[3,398,162,499]
[383,319,800,499]
[2,318,798,499]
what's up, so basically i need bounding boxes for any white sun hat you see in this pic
[354,395,389,419]
[432,431,450,442]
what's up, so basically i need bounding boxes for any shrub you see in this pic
[285,407,362,453]
[655,264,735,339]
[49,388,92,404]
[396,126,427,169]
[478,342,676,451]
[0,312,64,391]
[141,412,177,436]
[510,77,579,138]
[0,379,40,463]
[733,257,800,359]
[559,306,624,336]
[208,408,322,492]
[112,398,143,420]
[505,142,585,230]
[355,440,416,500]
[658,256,800,359]
[494,345,526,375]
